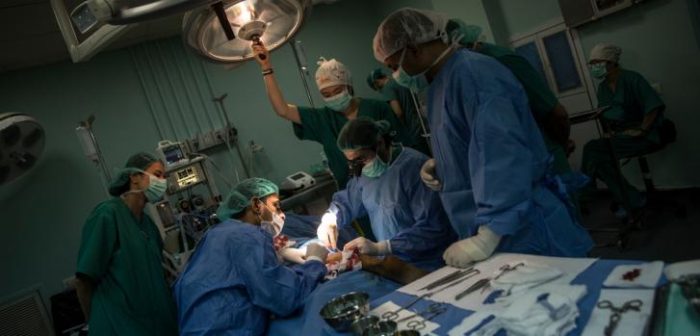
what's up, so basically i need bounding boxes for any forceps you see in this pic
[395,302,447,327]
[596,299,643,336]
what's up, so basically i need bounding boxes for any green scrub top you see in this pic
[294,98,405,188]
[597,69,665,143]
[76,198,178,336]
[379,79,431,156]
[478,43,570,174]
[478,42,559,120]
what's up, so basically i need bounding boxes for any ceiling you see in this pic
[0,0,189,73]
[0,0,340,74]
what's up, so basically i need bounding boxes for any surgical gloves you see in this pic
[344,237,391,256]
[317,212,339,249]
[420,159,442,191]
[443,226,501,268]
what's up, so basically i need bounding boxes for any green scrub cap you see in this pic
[216,178,279,220]
[366,68,387,90]
[108,152,159,196]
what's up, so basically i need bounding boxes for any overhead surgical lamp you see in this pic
[182,0,312,64]
[0,113,46,185]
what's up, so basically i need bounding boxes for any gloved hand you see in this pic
[305,243,329,263]
[317,212,338,249]
[420,159,442,191]
[443,226,501,268]
[343,237,391,256]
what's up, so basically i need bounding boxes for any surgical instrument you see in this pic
[396,303,446,324]
[420,267,476,291]
[454,262,525,300]
[597,299,643,336]
[384,269,480,320]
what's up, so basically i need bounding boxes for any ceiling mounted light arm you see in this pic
[88,0,221,25]
[211,1,236,40]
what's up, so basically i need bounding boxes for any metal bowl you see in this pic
[351,315,380,336]
[320,292,370,332]
[362,320,397,336]
[393,330,420,336]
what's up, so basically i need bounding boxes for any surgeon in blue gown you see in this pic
[373,8,593,268]
[173,178,329,335]
[316,117,456,269]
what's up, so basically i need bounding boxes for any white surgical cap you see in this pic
[589,43,622,63]
[315,57,352,90]
[373,8,449,62]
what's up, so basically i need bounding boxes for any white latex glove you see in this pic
[317,212,338,249]
[420,159,442,191]
[443,226,501,268]
[343,237,391,256]
[305,243,329,263]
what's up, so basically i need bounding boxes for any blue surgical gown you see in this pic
[173,219,326,336]
[426,49,592,256]
[329,147,457,266]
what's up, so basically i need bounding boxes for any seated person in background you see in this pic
[316,117,457,270]
[580,43,666,219]
[173,178,329,335]
[367,68,431,155]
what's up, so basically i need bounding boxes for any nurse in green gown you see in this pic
[74,152,177,336]
[251,41,411,189]
[581,43,665,216]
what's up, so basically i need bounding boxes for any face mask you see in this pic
[323,89,352,112]
[392,45,454,92]
[590,63,607,79]
[260,202,284,237]
[144,173,167,203]
[362,155,388,178]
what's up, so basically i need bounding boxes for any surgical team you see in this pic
[73,7,667,336]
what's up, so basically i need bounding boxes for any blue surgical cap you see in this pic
[366,68,387,90]
[216,178,279,220]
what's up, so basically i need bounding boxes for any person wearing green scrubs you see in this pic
[446,20,573,175]
[366,68,431,156]
[581,43,665,216]
[74,153,177,336]
[251,41,409,189]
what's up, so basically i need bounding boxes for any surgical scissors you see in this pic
[454,262,525,300]
[596,299,643,336]
[395,303,447,327]
[384,269,480,320]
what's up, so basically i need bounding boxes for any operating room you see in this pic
[1,0,700,335]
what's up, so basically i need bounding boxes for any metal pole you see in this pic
[212,94,251,179]
[290,39,316,108]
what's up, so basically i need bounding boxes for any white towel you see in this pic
[603,261,663,288]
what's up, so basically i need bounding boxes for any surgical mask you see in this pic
[144,173,167,203]
[260,203,284,237]
[362,155,388,178]
[392,45,454,92]
[590,63,607,79]
[323,89,352,112]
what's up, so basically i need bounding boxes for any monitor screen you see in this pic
[164,145,185,164]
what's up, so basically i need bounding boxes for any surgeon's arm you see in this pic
[252,42,301,124]
[545,104,571,148]
[328,179,367,228]
[241,239,326,316]
[74,275,94,320]
[389,100,405,122]
[389,178,456,260]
